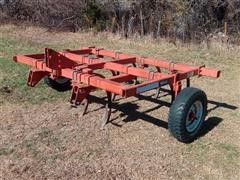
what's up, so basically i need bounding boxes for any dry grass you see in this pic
[0,24,239,179]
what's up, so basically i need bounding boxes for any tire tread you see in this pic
[168,87,207,143]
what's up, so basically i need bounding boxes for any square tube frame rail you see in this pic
[13,46,220,107]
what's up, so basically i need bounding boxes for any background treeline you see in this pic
[1,0,240,43]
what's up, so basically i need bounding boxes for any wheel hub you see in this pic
[189,111,196,121]
[186,101,203,133]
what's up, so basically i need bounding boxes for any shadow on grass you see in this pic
[110,102,168,129]
[199,117,223,138]
[207,100,238,113]
[83,95,237,137]
[86,94,169,129]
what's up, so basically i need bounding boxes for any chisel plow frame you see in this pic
[13,46,220,132]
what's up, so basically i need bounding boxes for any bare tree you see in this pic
[3,0,240,43]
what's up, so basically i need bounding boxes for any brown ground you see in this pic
[0,25,239,179]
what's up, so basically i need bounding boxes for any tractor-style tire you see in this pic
[44,76,72,92]
[168,87,207,143]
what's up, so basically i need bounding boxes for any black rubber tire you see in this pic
[168,87,207,143]
[44,76,72,92]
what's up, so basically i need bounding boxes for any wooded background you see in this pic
[1,0,240,43]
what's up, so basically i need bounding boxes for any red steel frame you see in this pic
[13,46,220,109]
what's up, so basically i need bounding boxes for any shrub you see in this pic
[2,0,240,43]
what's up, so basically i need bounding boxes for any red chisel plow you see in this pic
[13,47,220,143]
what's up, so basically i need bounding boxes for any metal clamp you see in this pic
[168,61,175,74]
[138,56,147,68]
[115,52,122,60]
[95,48,104,56]
[72,65,87,81]
[148,71,155,80]
[198,65,206,77]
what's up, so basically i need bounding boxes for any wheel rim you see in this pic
[55,77,69,84]
[186,100,203,133]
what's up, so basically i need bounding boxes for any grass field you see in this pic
[0,24,240,179]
